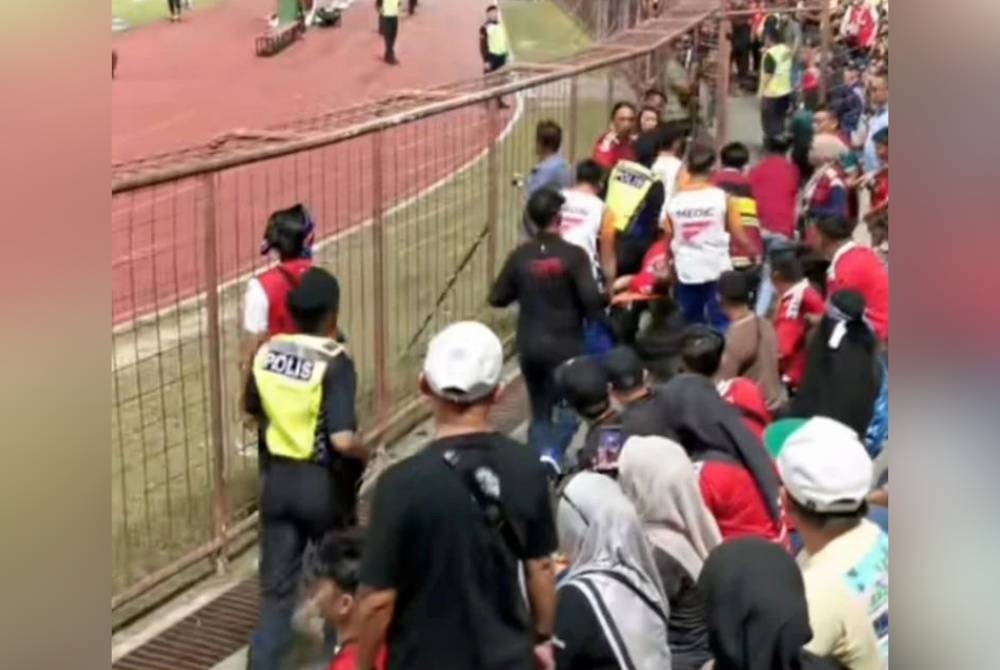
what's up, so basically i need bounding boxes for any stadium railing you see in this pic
[110,0,833,620]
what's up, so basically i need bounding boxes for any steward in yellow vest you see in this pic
[376,0,401,64]
[758,28,794,139]
[243,267,367,670]
[480,4,510,108]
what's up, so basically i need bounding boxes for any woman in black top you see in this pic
[788,289,882,438]
[618,436,721,670]
[699,538,845,670]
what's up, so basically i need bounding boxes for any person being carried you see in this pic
[665,141,757,331]
[357,321,559,670]
[776,416,887,670]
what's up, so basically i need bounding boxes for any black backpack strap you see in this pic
[441,449,526,558]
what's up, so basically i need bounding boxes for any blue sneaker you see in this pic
[539,450,562,479]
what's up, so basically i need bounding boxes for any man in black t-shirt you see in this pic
[489,188,618,471]
[605,345,677,441]
[357,321,558,670]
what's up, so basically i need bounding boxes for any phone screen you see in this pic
[593,426,624,472]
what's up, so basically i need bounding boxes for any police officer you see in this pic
[480,3,510,108]
[604,131,665,282]
[243,267,367,670]
[240,204,315,375]
[758,26,794,140]
[376,0,400,65]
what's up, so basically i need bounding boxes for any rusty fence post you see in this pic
[568,75,580,165]
[370,131,390,431]
[714,9,731,146]
[202,172,229,576]
[820,0,832,104]
[486,102,500,283]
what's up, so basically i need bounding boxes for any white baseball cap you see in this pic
[776,416,873,514]
[423,321,503,404]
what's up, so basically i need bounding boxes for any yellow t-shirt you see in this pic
[799,520,888,670]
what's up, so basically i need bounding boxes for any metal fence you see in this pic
[111,0,830,615]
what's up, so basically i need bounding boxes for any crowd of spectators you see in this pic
[241,2,890,669]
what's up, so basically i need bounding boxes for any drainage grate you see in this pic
[113,578,258,670]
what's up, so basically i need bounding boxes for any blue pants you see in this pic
[865,351,889,458]
[755,233,794,316]
[583,320,615,358]
[522,357,579,463]
[675,281,727,332]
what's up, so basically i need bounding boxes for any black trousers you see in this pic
[520,355,579,459]
[731,47,750,87]
[380,16,398,60]
[760,94,792,140]
[250,461,340,670]
[168,0,181,14]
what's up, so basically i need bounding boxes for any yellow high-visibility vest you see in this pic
[252,333,346,462]
[381,0,400,18]
[606,160,659,232]
[730,195,761,268]
[485,21,509,57]
[760,43,793,98]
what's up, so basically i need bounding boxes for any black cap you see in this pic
[718,270,752,305]
[287,267,340,318]
[556,357,610,416]
[604,346,645,392]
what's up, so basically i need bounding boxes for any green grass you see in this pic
[502,0,593,62]
[112,0,223,30]
[111,0,632,598]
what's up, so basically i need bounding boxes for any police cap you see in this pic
[287,268,341,318]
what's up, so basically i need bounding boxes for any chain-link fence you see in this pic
[112,0,812,614]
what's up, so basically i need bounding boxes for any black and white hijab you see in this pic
[557,472,673,670]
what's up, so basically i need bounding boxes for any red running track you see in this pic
[112,0,507,326]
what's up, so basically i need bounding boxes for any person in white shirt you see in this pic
[651,121,688,209]
[559,159,616,286]
[665,142,757,332]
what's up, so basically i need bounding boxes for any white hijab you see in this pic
[558,472,673,670]
[617,436,722,579]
